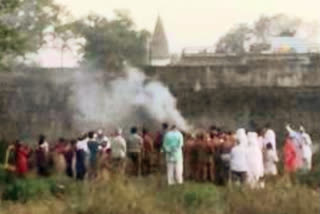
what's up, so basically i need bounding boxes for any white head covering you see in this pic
[247,132,259,147]
[236,128,248,147]
[116,128,123,135]
[98,129,103,135]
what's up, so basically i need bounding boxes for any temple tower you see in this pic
[149,16,170,66]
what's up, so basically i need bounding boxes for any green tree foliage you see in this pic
[215,24,252,54]
[0,0,66,68]
[216,14,303,54]
[73,10,150,71]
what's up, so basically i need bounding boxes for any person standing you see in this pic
[263,123,277,152]
[142,128,154,175]
[286,125,303,170]
[263,143,279,176]
[183,133,195,180]
[283,134,298,173]
[96,129,110,149]
[14,140,31,177]
[64,139,76,178]
[53,138,67,175]
[246,132,264,188]
[127,127,143,176]
[88,131,99,179]
[76,133,89,180]
[36,135,50,176]
[155,123,169,172]
[300,126,313,171]
[162,125,184,185]
[110,128,127,175]
[230,129,248,184]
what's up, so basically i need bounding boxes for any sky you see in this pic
[38,0,320,67]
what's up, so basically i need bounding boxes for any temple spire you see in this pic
[150,15,170,65]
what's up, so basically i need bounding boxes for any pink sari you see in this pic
[284,138,298,173]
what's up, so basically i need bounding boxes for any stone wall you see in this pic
[145,60,320,141]
[1,54,320,142]
[0,71,74,141]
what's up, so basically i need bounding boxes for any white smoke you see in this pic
[69,67,189,132]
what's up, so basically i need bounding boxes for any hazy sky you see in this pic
[39,0,320,67]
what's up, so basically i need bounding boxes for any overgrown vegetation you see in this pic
[0,170,319,214]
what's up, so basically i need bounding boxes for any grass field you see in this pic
[0,169,319,214]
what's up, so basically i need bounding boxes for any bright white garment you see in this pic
[76,138,89,154]
[301,132,313,170]
[236,128,248,147]
[246,132,264,187]
[40,141,50,153]
[166,160,183,185]
[110,136,127,159]
[96,136,110,149]
[258,136,264,151]
[264,149,279,175]
[264,129,276,151]
[230,144,248,172]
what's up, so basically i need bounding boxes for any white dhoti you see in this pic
[167,160,183,185]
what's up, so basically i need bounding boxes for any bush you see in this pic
[2,177,58,202]
[296,152,320,188]
[0,168,16,185]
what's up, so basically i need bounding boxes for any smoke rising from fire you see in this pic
[69,67,189,133]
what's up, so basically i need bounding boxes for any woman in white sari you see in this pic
[246,132,264,188]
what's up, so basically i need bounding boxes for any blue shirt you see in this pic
[163,130,184,163]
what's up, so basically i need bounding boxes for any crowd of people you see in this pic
[4,122,314,187]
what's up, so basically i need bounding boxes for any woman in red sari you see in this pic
[15,140,30,177]
[283,136,297,173]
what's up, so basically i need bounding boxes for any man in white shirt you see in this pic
[76,134,89,154]
[230,129,248,184]
[96,129,110,150]
[110,128,127,174]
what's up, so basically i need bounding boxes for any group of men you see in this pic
[8,122,314,187]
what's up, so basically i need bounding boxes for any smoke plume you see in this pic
[69,67,189,133]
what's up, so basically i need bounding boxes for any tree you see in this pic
[215,14,304,54]
[0,0,66,68]
[268,14,301,37]
[0,0,24,65]
[73,10,150,71]
[215,24,252,54]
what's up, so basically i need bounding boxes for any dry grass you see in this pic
[0,174,319,214]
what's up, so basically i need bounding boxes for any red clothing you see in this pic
[143,134,154,153]
[55,143,66,154]
[15,146,29,176]
[284,138,297,173]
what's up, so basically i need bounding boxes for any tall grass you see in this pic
[0,173,319,214]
